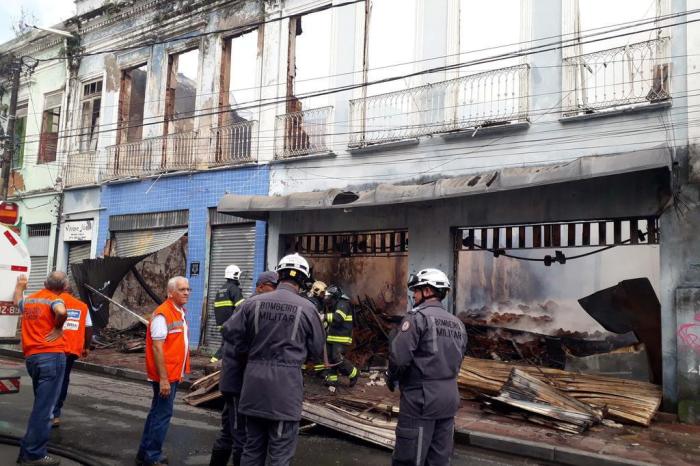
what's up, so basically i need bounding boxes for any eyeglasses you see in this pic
[177,287,192,292]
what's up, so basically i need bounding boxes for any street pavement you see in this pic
[0,357,552,465]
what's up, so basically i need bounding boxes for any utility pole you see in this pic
[0,60,20,200]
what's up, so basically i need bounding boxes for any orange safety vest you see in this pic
[60,293,89,358]
[21,289,66,358]
[145,299,190,383]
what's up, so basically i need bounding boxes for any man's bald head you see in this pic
[45,271,68,293]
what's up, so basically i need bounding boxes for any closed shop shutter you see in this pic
[67,242,91,289]
[28,256,49,294]
[204,223,256,350]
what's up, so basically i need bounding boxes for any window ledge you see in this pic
[348,138,420,156]
[440,121,530,140]
[560,100,672,123]
[270,151,336,165]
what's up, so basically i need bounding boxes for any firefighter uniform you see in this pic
[212,280,244,361]
[388,297,467,466]
[323,297,358,386]
[223,281,325,465]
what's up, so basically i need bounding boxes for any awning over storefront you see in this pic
[218,147,671,220]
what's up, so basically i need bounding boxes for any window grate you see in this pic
[27,223,51,237]
[282,229,408,257]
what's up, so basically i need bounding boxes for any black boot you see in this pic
[209,449,232,466]
[232,452,242,466]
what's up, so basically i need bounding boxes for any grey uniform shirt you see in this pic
[389,298,467,419]
[223,282,325,421]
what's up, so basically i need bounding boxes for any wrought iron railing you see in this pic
[274,106,333,159]
[349,64,530,146]
[563,38,670,115]
[210,120,257,166]
[64,152,99,187]
[102,131,198,180]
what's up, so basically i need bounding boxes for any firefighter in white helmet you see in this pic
[223,253,324,464]
[211,265,245,362]
[387,268,467,466]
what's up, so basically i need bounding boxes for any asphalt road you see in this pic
[0,357,553,466]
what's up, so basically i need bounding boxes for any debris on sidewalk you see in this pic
[564,343,652,382]
[184,370,222,406]
[92,323,146,353]
[302,394,398,449]
[459,356,661,426]
[483,369,602,434]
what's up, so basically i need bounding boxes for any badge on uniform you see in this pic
[401,320,410,332]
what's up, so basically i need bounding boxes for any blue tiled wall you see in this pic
[98,166,269,347]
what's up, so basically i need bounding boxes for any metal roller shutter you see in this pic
[204,223,256,350]
[114,227,188,257]
[67,242,91,289]
[27,256,49,294]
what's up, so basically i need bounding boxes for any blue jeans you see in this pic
[20,352,66,461]
[137,382,178,465]
[52,354,77,419]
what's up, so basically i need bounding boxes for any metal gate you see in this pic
[204,223,256,350]
[27,256,48,294]
[67,242,91,289]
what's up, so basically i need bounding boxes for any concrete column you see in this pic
[257,7,285,164]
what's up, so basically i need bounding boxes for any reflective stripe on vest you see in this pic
[214,300,234,308]
[327,335,352,344]
[234,298,246,307]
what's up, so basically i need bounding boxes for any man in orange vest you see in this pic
[136,276,191,466]
[12,271,68,466]
[51,286,93,427]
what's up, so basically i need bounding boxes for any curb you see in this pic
[454,430,656,466]
[0,347,194,390]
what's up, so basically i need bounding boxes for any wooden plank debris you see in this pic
[184,370,223,406]
[459,357,661,426]
[484,369,601,434]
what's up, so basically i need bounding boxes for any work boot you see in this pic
[348,375,359,388]
[20,456,61,466]
[136,455,168,465]
[209,448,232,466]
[51,417,60,428]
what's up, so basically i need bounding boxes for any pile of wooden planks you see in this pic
[459,357,661,426]
[484,369,602,434]
[183,371,223,406]
[301,396,398,449]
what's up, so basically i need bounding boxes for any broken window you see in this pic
[38,92,62,164]
[11,102,27,169]
[80,79,102,152]
[221,28,259,126]
[288,9,332,111]
[455,0,527,127]
[278,10,333,157]
[118,64,147,143]
[166,48,199,135]
[565,0,668,112]
[365,0,417,97]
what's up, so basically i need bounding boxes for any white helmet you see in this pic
[407,268,450,291]
[275,253,310,279]
[224,264,241,280]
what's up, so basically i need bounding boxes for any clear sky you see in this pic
[0,0,76,44]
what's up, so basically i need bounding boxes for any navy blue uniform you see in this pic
[224,282,325,465]
[388,298,467,466]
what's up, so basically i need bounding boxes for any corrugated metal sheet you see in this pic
[67,242,91,289]
[204,223,256,350]
[109,210,189,232]
[208,207,253,226]
[114,228,187,258]
[28,256,48,294]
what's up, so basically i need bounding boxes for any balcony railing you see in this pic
[64,152,99,187]
[210,120,257,166]
[563,38,670,115]
[349,64,530,147]
[275,106,333,159]
[102,131,198,180]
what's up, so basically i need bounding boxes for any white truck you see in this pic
[0,221,30,394]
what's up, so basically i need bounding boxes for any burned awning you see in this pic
[218,147,671,220]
